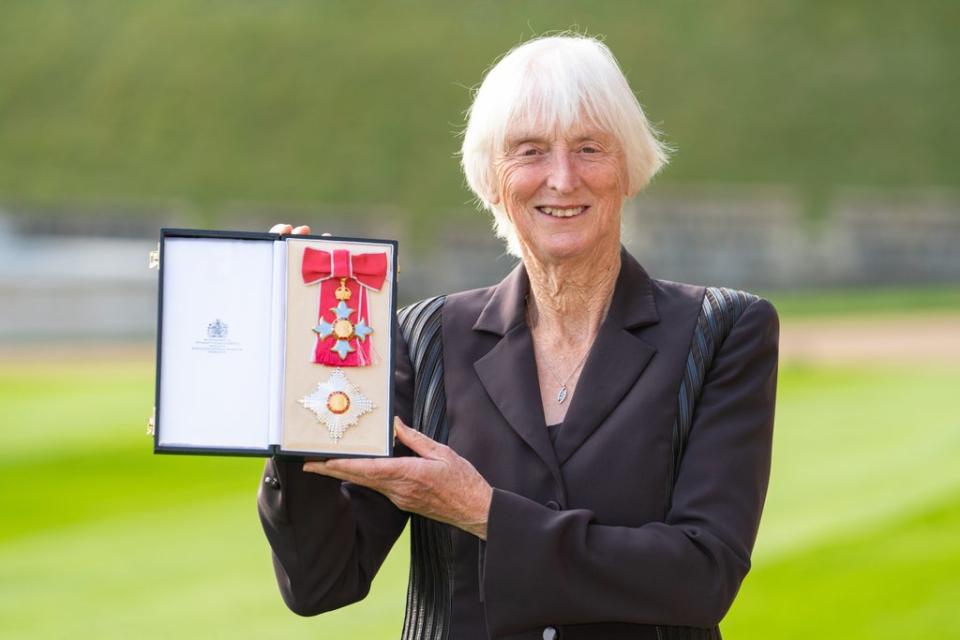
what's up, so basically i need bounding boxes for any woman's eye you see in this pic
[579,145,600,154]
[520,147,541,157]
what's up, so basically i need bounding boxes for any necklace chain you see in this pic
[540,344,591,404]
[526,297,596,404]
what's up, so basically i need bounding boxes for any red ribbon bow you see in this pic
[301,248,388,367]
[302,248,387,291]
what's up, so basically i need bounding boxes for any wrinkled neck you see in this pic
[523,244,620,341]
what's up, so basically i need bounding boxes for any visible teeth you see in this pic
[541,206,585,218]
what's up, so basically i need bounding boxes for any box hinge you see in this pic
[148,243,160,269]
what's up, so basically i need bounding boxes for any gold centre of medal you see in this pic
[333,318,355,340]
[326,391,351,415]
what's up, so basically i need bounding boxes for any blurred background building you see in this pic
[2,185,959,340]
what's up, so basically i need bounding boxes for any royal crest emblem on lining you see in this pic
[207,319,228,339]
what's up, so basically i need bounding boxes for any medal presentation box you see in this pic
[153,229,397,458]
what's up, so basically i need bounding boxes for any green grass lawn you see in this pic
[765,285,960,319]
[1,357,957,638]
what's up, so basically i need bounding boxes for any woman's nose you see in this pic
[546,152,580,194]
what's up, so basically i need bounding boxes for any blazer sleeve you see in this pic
[481,298,780,635]
[256,317,415,616]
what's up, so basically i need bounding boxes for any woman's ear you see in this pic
[486,180,501,205]
[621,163,633,197]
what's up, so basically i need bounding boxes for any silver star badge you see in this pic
[299,368,376,441]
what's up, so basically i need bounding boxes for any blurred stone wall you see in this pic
[625,187,960,289]
[1,187,958,341]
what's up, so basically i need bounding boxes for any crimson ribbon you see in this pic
[302,247,387,366]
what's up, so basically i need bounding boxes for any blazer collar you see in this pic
[472,247,661,485]
[472,247,660,335]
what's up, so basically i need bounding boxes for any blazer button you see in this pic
[264,475,281,490]
[542,626,558,640]
[546,500,560,510]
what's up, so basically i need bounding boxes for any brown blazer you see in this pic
[258,249,780,640]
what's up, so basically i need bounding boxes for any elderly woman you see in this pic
[259,35,778,640]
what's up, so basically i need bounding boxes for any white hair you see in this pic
[460,34,669,257]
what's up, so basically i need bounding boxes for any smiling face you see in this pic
[493,121,628,264]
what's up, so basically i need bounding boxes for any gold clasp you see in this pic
[146,407,156,436]
[148,243,160,269]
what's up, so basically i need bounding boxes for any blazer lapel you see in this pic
[553,250,660,464]
[471,249,660,480]
[473,265,564,489]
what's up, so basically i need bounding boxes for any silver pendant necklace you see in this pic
[526,296,593,404]
[545,347,591,404]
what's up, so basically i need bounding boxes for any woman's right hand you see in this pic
[269,223,312,235]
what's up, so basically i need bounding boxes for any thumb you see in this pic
[394,418,445,459]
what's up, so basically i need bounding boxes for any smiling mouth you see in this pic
[536,206,588,218]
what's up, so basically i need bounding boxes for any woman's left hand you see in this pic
[303,419,493,540]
